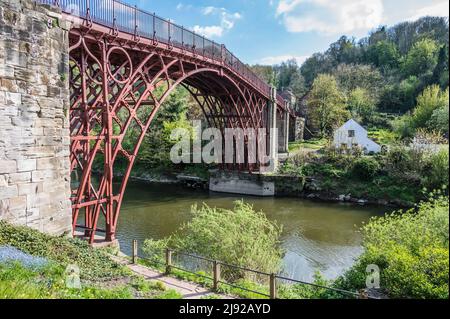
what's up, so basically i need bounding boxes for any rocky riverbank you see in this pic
[120,168,410,208]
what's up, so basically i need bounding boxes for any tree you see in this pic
[273,59,306,97]
[250,64,276,86]
[411,85,449,130]
[366,40,400,71]
[142,201,283,281]
[428,106,449,137]
[326,36,362,66]
[378,76,421,113]
[301,53,334,87]
[432,45,450,88]
[137,86,192,168]
[402,38,439,77]
[332,63,383,98]
[307,74,349,136]
[347,88,376,123]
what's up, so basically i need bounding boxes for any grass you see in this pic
[0,222,182,299]
[0,221,127,281]
[289,138,328,153]
[0,262,133,299]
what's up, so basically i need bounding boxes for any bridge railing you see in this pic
[133,241,373,299]
[37,0,278,102]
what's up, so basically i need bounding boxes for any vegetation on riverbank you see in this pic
[141,201,359,299]
[140,195,449,299]
[143,201,284,279]
[0,221,181,299]
[280,140,449,206]
[335,195,449,299]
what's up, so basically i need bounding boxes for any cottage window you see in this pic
[348,130,355,138]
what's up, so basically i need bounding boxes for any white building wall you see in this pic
[333,120,381,154]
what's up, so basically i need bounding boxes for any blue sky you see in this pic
[126,0,449,65]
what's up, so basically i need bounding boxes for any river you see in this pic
[116,180,388,282]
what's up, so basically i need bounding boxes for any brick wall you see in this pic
[0,0,72,235]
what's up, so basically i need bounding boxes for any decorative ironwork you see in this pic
[36,0,290,243]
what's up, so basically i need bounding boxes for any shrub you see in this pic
[351,157,381,181]
[411,85,449,131]
[336,196,449,299]
[422,149,449,192]
[0,221,126,281]
[143,201,283,282]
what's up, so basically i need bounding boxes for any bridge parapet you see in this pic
[0,0,72,235]
[36,0,286,108]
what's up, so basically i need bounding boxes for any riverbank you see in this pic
[115,165,409,208]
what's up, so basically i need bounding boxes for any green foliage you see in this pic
[278,273,348,299]
[351,157,381,181]
[0,221,127,281]
[347,87,377,123]
[366,40,400,71]
[0,262,133,299]
[402,39,440,77]
[143,201,283,281]
[368,129,400,145]
[295,17,449,115]
[428,105,449,136]
[336,196,449,299]
[422,149,449,192]
[411,85,449,131]
[307,74,350,136]
[332,64,383,98]
[153,289,183,299]
[137,87,193,169]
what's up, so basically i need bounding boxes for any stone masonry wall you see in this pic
[0,0,72,235]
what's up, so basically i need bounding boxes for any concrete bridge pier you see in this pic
[211,87,291,197]
[278,106,290,155]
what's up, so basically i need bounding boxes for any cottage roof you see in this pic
[338,119,367,133]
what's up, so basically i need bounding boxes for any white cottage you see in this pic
[333,119,381,154]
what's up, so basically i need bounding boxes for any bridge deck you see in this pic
[37,0,288,109]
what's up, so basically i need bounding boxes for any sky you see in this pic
[125,0,449,66]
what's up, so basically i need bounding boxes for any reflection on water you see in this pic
[117,181,387,282]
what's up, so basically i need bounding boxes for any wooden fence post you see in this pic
[213,261,221,291]
[165,248,172,275]
[132,240,138,264]
[270,274,277,299]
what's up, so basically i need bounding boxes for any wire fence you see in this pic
[36,0,284,104]
[132,240,373,300]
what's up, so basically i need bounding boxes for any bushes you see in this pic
[394,85,449,138]
[336,196,449,299]
[351,157,380,181]
[143,201,283,281]
[0,221,127,281]
[423,149,449,191]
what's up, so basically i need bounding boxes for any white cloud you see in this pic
[408,1,449,21]
[257,55,310,66]
[192,25,224,38]
[192,6,242,38]
[274,0,383,35]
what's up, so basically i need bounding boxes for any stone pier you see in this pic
[0,0,72,235]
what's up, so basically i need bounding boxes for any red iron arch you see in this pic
[68,28,270,243]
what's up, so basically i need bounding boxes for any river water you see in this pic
[116,181,387,282]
